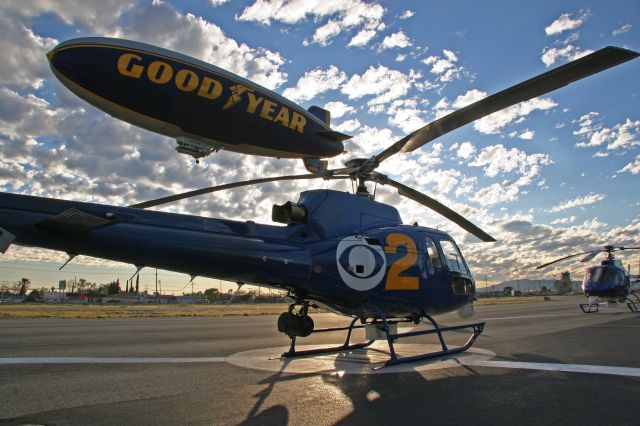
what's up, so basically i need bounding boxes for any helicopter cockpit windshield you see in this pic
[439,239,469,274]
[584,266,622,284]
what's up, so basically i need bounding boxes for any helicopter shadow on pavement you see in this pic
[317,351,640,425]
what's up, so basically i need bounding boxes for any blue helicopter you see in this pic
[537,245,640,313]
[0,42,638,368]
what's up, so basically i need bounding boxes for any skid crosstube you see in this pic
[378,314,485,369]
[626,294,640,313]
[280,317,375,358]
[278,313,486,370]
[580,303,599,313]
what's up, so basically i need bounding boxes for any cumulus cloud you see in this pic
[333,118,361,133]
[474,98,557,134]
[110,2,288,89]
[468,144,552,198]
[348,29,378,47]
[550,216,576,225]
[237,0,386,47]
[324,101,355,118]
[547,193,606,213]
[398,10,415,20]
[619,155,640,175]
[341,65,421,107]
[0,0,135,32]
[509,129,535,140]
[0,12,58,89]
[541,44,593,67]
[452,89,486,109]
[344,125,397,157]
[282,66,347,102]
[545,11,589,36]
[470,181,521,206]
[423,49,464,82]
[379,31,412,50]
[385,99,426,133]
[451,141,476,160]
[469,144,553,184]
[573,113,640,151]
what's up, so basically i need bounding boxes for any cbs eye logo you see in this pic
[336,236,386,291]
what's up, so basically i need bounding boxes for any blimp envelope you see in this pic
[48,37,348,160]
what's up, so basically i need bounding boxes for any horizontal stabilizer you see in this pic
[317,130,352,142]
[36,207,115,234]
[308,106,331,126]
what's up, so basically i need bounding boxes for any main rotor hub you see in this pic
[344,158,369,169]
[604,245,615,259]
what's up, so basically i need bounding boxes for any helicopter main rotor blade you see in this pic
[373,46,639,166]
[536,251,596,269]
[580,250,604,263]
[130,174,336,209]
[379,177,496,242]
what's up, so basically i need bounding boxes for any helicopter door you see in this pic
[424,236,445,278]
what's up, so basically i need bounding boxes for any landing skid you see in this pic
[626,294,640,313]
[579,294,640,313]
[376,314,485,370]
[278,306,485,369]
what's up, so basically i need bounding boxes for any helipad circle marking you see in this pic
[226,343,496,374]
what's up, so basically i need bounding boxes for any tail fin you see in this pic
[308,106,331,126]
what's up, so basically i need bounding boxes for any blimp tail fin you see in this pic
[308,106,331,126]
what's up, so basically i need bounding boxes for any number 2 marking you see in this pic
[384,233,419,290]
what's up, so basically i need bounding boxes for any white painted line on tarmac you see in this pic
[0,357,228,364]
[464,359,640,378]
[480,313,579,321]
[2,353,640,378]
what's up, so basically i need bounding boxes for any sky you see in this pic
[0,0,639,294]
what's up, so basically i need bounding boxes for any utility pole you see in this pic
[155,268,158,303]
[484,275,488,296]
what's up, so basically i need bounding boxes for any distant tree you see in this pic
[107,279,121,295]
[77,278,88,292]
[203,288,224,303]
[19,278,30,296]
[554,271,573,294]
[541,286,549,294]
[503,286,513,296]
[25,288,43,302]
[135,275,140,293]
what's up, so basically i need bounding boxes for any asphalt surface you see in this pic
[1,296,639,425]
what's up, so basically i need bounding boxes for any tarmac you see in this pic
[1,296,639,425]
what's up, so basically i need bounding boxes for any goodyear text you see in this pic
[117,53,306,134]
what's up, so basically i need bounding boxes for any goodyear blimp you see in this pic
[47,37,349,163]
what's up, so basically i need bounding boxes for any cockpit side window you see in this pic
[439,239,469,274]
[425,237,442,271]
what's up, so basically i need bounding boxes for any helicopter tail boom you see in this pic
[0,192,312,287]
